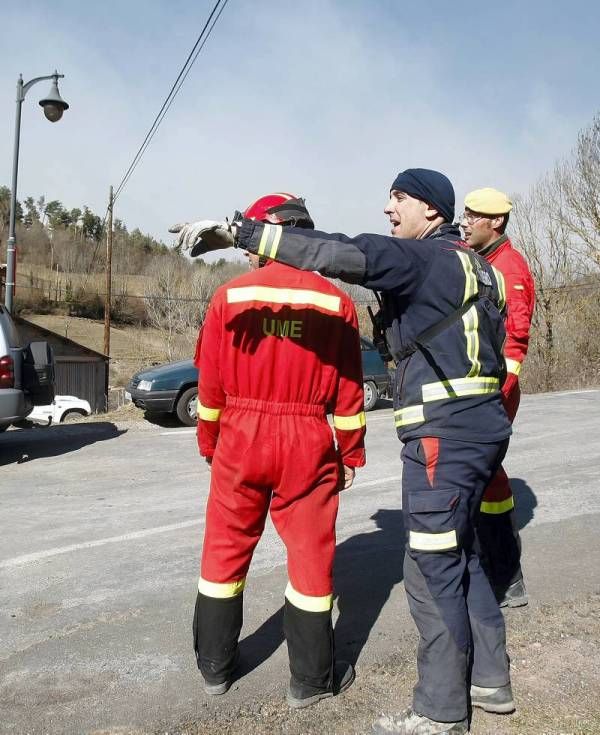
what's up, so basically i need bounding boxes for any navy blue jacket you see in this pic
[238,220,511,444]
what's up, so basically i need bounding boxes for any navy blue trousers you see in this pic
[402,437,510,722]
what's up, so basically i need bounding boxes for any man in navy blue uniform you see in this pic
[171,169,515,734]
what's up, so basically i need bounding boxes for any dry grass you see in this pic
[24,313,195,387]
[17,263,151,297]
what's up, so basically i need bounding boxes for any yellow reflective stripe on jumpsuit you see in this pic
[333,411,366,430]
[480,497,515,514]
[505,357,521,376]
[227,285,341,313]
[285,582,333,612]
[197,400,222,421]
[198,576,245,598]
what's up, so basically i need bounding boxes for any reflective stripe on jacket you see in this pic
[239,221,511,444]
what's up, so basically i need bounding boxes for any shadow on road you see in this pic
[222,482,537,682]
[334,509,405,664]
[0,422,127,466]
[511,477,538,530]
[236,606,285,681]
[372,397,393,412]
[236,508,405,679]
[141,412,184,429]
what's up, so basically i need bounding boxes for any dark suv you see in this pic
[0,305,55,431]
[127,337,390,427]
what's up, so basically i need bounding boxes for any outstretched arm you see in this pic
[238,219,432,295]
[170,217,432,293]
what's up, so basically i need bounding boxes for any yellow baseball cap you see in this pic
[464,187,512,215]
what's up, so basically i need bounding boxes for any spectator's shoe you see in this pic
[203,678,231,695]
[496,579,528,608]
[372,709,469,734]
[202,651,239,696]
[470,683,516,714]
[287,661,355,709]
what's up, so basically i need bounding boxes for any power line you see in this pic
[113,0,229,204]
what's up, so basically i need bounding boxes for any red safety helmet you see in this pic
[243,192,314,229]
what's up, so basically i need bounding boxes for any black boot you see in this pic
[192,590,243,694]
[284,597,354,708]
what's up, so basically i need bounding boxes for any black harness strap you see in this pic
[395,251,497,363]
[395,299,477,362]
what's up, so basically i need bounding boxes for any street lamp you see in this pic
[4,71,69,313]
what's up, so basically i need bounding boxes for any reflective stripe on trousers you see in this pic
[402,437,510,722]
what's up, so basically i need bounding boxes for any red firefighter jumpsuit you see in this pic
[192,260,366,692]
[478,235,535,597]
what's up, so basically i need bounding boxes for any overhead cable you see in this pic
[113,0,229,203]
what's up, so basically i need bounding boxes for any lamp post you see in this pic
[4,71,69,313]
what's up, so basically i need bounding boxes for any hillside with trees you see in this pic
[0,189,244,384]
[510,115,600,393]
[2,114,600,394]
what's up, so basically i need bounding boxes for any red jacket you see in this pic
[483,236,535,404]
[194,261,366,467]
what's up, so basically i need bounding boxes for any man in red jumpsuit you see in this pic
[190,193,366,707]
[461,188,535,607]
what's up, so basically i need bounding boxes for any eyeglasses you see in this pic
[459,211,493,225]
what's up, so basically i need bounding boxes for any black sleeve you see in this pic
[238,219,433,295]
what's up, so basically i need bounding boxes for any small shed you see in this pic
[15,317,109,413]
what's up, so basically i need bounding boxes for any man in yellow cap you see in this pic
[461,188,535,608]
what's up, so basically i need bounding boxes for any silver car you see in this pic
[0,305,55,431]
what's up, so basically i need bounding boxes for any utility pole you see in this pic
[103,186,113,357]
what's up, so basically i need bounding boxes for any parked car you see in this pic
[28,395,92,425]
[127,338,390,427]
[0,305,55,432]
[360,336,391,411]
[127,359,199,426]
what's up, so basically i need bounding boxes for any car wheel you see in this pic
[176,386,198,426]
[62,410,87,423]
[363,380,379,412]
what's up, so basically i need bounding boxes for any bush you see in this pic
[69,289,105,320]
[13,288,53,316]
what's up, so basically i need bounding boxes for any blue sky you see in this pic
[1,0,599,254]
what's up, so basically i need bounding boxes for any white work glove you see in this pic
[169,219,237,258]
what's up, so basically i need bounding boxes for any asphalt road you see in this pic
[1,390,600,734]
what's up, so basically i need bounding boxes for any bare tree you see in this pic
[511,175,575,391]
[555,115,600,270]
[512,153,600,393]
[143,256,225,361]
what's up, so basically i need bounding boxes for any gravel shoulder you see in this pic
[161,593,600,735]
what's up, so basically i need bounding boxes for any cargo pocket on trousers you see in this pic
[408,488,460,552]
